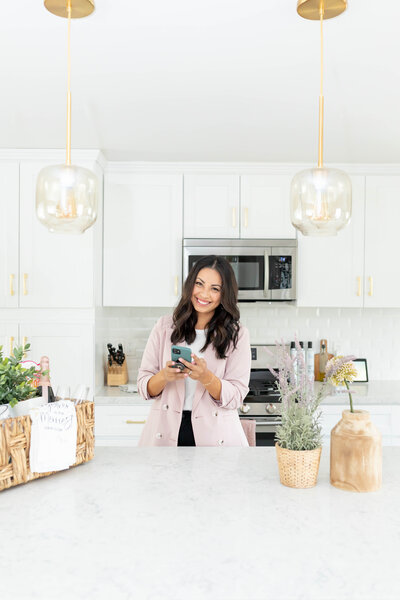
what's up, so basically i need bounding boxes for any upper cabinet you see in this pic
[0,162,19,308]
[297,174,400,309]
[103,171,183,307]
[364,176,400,308]
[0,153,103,309]
[240,175,296,239]
[297,176,365,308]
[183,172,296,239]
[19,161,96,308]
[184,174,240,238]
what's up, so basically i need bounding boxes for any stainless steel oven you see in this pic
[183,238,297,301]
[238,345,285,446]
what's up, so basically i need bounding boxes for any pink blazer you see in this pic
[137,315,250,447]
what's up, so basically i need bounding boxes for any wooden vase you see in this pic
[330,410,382,492]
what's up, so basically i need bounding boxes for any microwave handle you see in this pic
[263,251,270,298]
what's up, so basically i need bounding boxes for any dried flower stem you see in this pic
[344,379,354,413]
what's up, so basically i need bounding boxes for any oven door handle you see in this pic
[254,419,282,426]
[263,250,270,298]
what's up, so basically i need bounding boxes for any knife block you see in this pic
[107,360,128,386]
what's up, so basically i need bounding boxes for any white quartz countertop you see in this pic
[95,380,400,406]
[1,447,399,600]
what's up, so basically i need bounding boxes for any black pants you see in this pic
[178,411,196,446]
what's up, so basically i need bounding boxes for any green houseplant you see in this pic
[270,340,354,488]
[0,344,38,417]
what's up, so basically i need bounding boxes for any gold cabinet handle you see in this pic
[23,273,28,295]
[232,207,236,228]
[9,274,15,296]
[244,207,248,228]
[174,276,178,296]
[9,337,14,356]
[126,420,146,424]
[22,336,28,357]
[368,276,373,297]
[357,276,361,297]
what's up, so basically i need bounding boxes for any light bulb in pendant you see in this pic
[37,1,97,235]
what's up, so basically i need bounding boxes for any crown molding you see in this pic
[0,148,106,167]
[104,161,400,176]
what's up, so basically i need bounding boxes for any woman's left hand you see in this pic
[178,354,209,382]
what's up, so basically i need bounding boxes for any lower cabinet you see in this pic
[321,404,400,447]
[0,316,94,396]
[95,403,151,446]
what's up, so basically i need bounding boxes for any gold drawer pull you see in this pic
[23,273,28,295]
[357,276,361,297]
[22,336,28,357]
[9,274,15,296]
[126,420,146,424]
[368,276,373,297]
[9,337,14,356]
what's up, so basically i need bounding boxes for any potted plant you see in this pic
[270,341,352,489]
[326,356,382,492]
[0,344,45,418]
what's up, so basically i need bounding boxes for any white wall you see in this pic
[96,305,400,385]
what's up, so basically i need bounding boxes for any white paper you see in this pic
[29,401,77,474]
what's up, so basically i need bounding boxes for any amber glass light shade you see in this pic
[290,167,352,236]
[36,164,97,234]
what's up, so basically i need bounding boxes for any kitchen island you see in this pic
[1,447,399,600]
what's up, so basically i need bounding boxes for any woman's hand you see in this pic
[178,354,211,385]
[161,361,190,382]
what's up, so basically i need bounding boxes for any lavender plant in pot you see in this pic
[271,341,351,489]
[326,356,382,492]
[0,344,44,418]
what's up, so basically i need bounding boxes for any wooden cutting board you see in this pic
[314,353,334,382]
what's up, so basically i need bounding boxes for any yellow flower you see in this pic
[327,356,358,386]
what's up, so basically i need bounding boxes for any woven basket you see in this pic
[275,442,322,488]
[0,401,95,491]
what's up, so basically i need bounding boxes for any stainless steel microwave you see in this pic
[183,239,297,301]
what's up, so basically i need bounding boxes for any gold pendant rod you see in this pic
[66,0,72,166]
[318,4,324,168]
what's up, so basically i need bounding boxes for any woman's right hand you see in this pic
[161,361,189,382]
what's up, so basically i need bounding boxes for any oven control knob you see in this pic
[265,403,277,415]
[240,404,250,414]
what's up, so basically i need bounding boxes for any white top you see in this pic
[183,329,207,410]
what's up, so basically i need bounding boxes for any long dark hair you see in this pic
[171,255,240,359]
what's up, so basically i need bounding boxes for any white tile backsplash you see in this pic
[96,305,400,384]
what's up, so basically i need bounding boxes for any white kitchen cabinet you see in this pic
[18,320,94,395]
[321,404,394,447]
[240,174,296,239]
[364,176,400,308]
[95,403,150,446]
[297,176,365,307]
[104,172,183,307]
[183,174,240,238]
[0,162,20,308]
[19,161,95,308]
[0,321,19,358]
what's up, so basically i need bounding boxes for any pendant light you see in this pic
[290,0,351,236]
[36,0,97,234]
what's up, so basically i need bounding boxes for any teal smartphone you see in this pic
[171,345,192,371]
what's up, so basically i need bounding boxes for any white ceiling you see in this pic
[1,1,398,162]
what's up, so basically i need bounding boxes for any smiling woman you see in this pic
[137,256,251,447]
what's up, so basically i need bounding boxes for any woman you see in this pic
[137,255,251,447]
